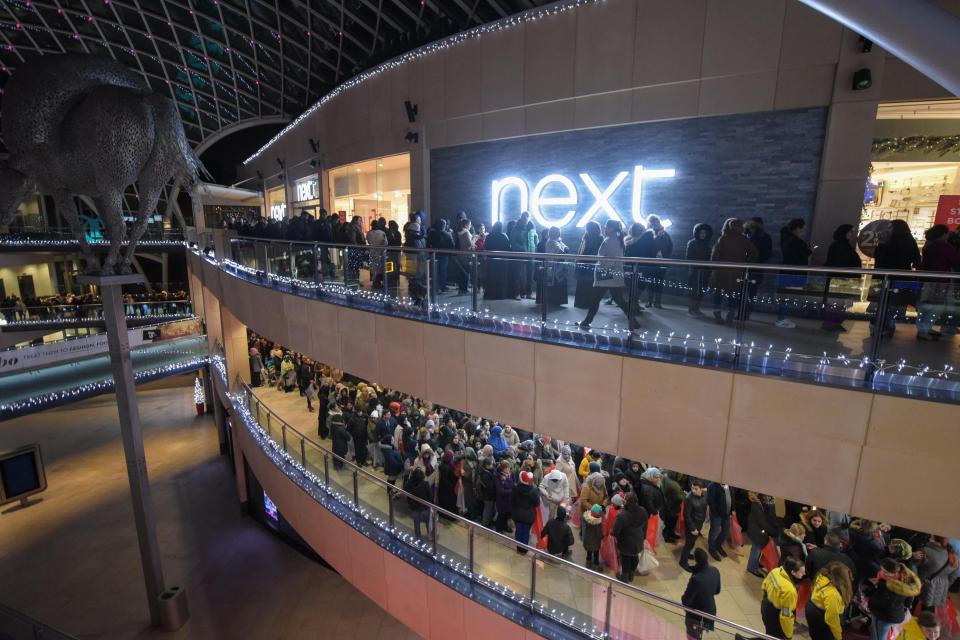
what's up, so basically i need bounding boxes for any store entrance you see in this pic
[327,153,411,232]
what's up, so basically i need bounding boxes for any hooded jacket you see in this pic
[638,477,665,516]
[747,494,779,546]
[761,567,799,638]
[541,516,575,555]
[685,224,714,262]
[710,219,759,291]
[582,510,604,552]
[612,502,648,556]
[579,472,607,517]
[511,480,540,524]
[488,426,509,455]
[866,565,922,624]
[539,469,569,506]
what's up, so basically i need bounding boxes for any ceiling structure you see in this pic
[0,0,554,149]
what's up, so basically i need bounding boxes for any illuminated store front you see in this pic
[266,186,287,220]
[327,153,410,229]
[290,175,321,217]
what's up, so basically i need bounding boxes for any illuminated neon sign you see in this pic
[491,165,676,228]
[269,202,286,220]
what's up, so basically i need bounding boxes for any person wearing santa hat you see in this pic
[512,470,541,553]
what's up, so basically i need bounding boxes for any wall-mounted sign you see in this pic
[295,177,319,202]
[269,202,286,220]
[935,194,960,229]
[491,166,676,229]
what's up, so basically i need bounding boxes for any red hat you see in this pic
[389,402,401,416]
[519,471,533,485]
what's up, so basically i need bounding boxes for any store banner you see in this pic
[0,319,201,374]
[935,195,960,229]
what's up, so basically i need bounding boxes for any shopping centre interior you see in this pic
[2,1,960,639]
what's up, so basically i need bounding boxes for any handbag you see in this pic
[729,513,745,547]
[760,539,780,572]
[645,514,661,551]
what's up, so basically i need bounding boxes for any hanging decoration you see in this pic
[872,135,960,157]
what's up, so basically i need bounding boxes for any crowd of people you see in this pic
[248,332,959,640]
[0,290,190,321]
[228,209,960,340]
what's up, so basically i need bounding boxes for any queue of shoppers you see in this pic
[248,331,959,640]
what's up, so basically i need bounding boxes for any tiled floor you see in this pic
[0,379,417,640]
[252,386,779,637]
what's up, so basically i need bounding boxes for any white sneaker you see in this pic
[775,319,796,328]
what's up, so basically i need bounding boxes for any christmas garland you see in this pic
[873,135,960,156]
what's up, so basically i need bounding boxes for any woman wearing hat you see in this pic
[511,470,540,552]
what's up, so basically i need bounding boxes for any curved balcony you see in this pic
[0,226,185,252]
[221,371,778,640]
[189,246,960,537]
[222,236,960,403]
[0,301,193,333]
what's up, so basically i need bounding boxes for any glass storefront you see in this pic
[266,186,287,220]
[327,153,410,230]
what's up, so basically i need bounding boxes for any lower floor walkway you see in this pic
[0,379,416,640]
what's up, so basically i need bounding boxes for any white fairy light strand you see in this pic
[243,0,604,165]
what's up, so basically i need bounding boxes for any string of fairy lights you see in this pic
[0,236,186,249]
[0,312,192,328]
[199,248,959,386]
[0,354,209,419]
[243,0,606,165]
[227,386,615,638]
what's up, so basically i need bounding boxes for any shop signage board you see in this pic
[935,195,960,229]
[295,176,319,202]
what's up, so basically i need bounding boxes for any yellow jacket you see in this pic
[809,574,844,640]
[578,456,592,480]
[898,618,927,640]
[761,567,798,639]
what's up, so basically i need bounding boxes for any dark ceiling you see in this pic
[0,0,553,149]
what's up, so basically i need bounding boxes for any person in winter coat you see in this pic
[682,548,721,640]
[661,471,684,543]
[502,425,520,448]
[747,493,780,577]
[539,469,569,521]
[760,556,806,639]
[413,443,439,492]
[476,457,497,527]
[807,532,857,581]
[710,218,759,325]
[579,471,608,523]
[540,505,575,558]
[821,224,863,331]
[680,480,708,570]
[511,470,540,551]
[643,215,673,308]
[574,221,604,308]
[613,491,648,583]
[404,468,433,540]
[488,425,509,457]
[776,218,813,328]
[899,610,941,640]
[460,447,479,519]
[874,219,921,337]
[580,219,638,331]
[848,518,887,585]
[555,446,579,499]
[437,450,460,518]
[583,504,605,570]
[917,536,960,612]
[330,411,351,471]
[381,437,405,491]
[578,450,602,480]
[779,522,810,563]
[509,212,539,299]
[686,223,714,316]
[249,348,265,386]
[866,558,923,640]
[638,467,665,520]
[707,481,735,561]
[304,379,317,412]
[494,460,515,533]
[279,355,296,391]
[348,406,368,467]
[805,561,853,640]
[801,510,829,549]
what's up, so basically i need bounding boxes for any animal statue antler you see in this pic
[0,55,205,274]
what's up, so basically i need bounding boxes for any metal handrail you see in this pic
[0,602,77,640]
[0,316,200,352]
[235,377,778,640]
[230,234,960,280]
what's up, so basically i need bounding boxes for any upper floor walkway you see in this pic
[0,226,186,253]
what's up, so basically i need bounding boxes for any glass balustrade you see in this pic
[234,381,777,640]
[217,238,960,401]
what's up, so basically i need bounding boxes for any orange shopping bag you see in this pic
[645,514,660,552]
[760,539,780,572]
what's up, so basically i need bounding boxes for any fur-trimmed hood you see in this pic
[881,567,922,598]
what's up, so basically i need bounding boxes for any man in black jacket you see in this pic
[806,531,857,581]
[707,481,735,561]
[680,480,708,570]
[747,493,780,577]
[348,406,368,467]
[475,457,497,527]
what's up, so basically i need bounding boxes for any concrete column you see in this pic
[220,303,251,387]
[78,273,182,628]
[808,29,886,255]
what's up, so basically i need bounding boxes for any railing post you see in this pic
[343,247,350,290]
[281,423,287,452]
[867,274,892,376]
[388,486,395,528]
[468,526,475,575]
[734,267,752,364]
[265,411,271,437]
[323,453,330,486]
[313,243,320,287]
[352,469,359,506]
[383,248,390,301]
[471,254,479,313]
[430,507,438,554]
[529,552,537,610]
[540,257,548,323]
[424,250,432,314]
[299,438,306,466]
[604,583,614,637]
[627,262,640,341]
[288,242,295,278]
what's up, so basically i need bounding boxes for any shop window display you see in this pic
[327,153,410,231]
